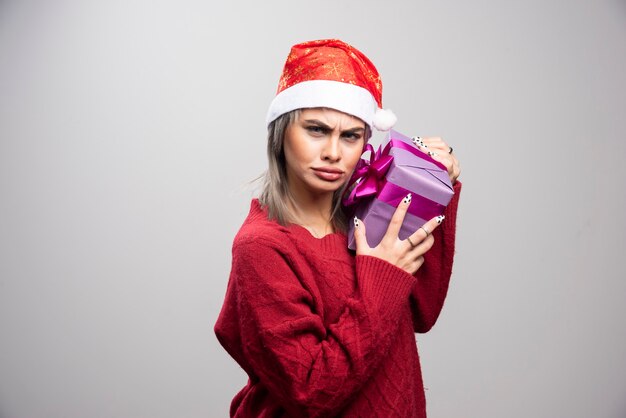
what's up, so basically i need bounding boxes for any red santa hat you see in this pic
[266,39,397,131]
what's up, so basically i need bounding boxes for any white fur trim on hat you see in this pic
[372,108,397,131]
[266,80,378,129]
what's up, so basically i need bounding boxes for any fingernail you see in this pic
[403,193,412,205]
[354,216,360,228]
[428,151,438,157]
[411,136,425,147]
[436,215,445,224]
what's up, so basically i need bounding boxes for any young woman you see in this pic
[215,39,462,417]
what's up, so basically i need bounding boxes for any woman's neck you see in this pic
[288,189,335,238]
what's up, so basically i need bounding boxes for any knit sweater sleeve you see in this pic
[232,236,416,417]
[410,180,462,333]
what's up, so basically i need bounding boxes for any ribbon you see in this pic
[343,139,447,217]
[342,143,393,206]
[381,139,447,171]
[376,178,446,221]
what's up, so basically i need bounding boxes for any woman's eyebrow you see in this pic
[303,119,331,128]
[341,127,365,134]
[303,119,365,133]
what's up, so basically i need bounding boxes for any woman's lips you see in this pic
[312,167,344,181]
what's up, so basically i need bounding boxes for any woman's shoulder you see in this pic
[233,199,292,251]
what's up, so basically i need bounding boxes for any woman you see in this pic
[215,39,461,417]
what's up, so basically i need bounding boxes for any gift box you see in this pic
[343,129,454,250]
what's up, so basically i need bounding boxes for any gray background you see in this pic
[1,0,625,417]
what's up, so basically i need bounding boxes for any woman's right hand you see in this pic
[353,194,444,275]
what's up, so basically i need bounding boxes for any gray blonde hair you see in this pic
[258,109,370,233]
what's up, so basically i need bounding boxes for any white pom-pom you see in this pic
[372,108,397,131]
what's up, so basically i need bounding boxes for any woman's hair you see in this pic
[258,109,370,233]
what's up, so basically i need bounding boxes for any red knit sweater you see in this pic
[215,182,461,417]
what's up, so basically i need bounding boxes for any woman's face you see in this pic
[283,108,366,199]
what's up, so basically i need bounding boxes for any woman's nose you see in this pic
[321,136,341,161]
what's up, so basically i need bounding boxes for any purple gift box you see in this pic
[344,129,454,250]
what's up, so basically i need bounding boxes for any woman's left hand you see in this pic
[413,136,461,184]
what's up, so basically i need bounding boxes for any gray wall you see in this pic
[1,1,625,417]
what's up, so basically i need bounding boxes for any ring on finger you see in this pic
[407,236,417,248]
[420,226,431,236]
[448,146,453,154]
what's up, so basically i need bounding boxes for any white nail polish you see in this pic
[436,215,445,224]
[428,151,438,157]
[354,216,359,228]
[411,136,425,147]
[403,193,412,204]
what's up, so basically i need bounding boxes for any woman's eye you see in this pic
[306,126,325,134]
[342,133,361,142]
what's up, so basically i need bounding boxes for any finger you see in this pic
[414,141,448,159]
[422,137,454,156]
[412,136,441,154]
[383,193,412,241]
[407,256,425,275]
[429,153,454,174]
[429,153,460,182]
[408,234,435,257]
[415,256,425,270]
[453,160,461,181]
[412,137,432,153]
[424,145,450,157]
[414,136,460,182]
[414,144,447,163]
[421,136,447,149]
[448,154,460,180]
[353,216,370,254]
[429,152,452,167]
[407,214,446,245]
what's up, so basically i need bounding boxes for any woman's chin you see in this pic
[304,179,345,196]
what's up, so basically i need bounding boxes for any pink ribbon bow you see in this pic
[343,143,394,206]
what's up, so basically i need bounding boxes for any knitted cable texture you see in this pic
[215,182,462,417]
